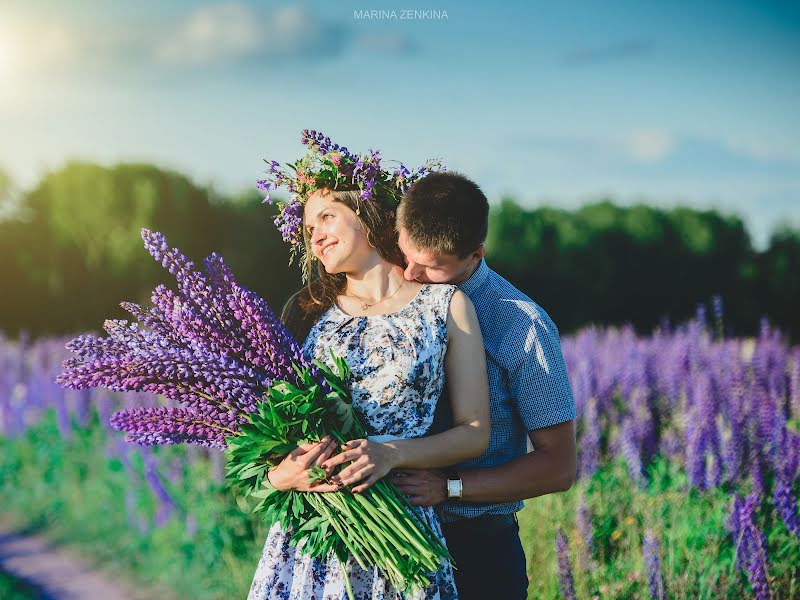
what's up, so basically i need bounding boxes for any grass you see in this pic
[1,408,799,599]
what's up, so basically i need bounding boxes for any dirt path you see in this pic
[0,520,176,600]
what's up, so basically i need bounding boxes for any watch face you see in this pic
[447,479,462,498]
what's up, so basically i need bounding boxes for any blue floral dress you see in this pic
[247,283,459,600]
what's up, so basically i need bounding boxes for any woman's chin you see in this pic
[321,259,342,274]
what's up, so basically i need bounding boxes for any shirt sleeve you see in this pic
[507,313,576,432]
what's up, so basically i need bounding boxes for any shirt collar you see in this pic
[458,258,489,298]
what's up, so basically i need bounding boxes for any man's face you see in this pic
[397,227,483,285]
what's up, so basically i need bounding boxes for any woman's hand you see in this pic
[267,436,340,492]
[322,439,402,493]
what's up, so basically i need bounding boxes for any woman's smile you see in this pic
[320,242,338,258]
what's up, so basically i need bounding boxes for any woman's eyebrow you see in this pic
[305,207,324,223]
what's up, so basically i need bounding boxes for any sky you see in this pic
[1,0,798,248]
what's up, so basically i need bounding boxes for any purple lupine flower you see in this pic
[750,457,766,497]
[110,406,231,449]
[642,530,665,600]
[685,372,712,489]
[620,418,645,487]
[576,491,594,568]
[142,447,179,527]
[56,229,329,453]
[786,349,800,424]
[53,387,72,440]
[579,394,600,479]
[773,427,800,538]
[773,476,800,539]
[711,294,724,338]
[722,364,746,485]
[729,494,743,560]
[555,529,576,600]
[733,493,771,600]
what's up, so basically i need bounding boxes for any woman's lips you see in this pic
[321,242,338,258]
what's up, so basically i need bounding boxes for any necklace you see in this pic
[344,278,405,311]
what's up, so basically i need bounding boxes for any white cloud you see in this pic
[625,129,675,163]
[5,3,350,78]
[155,3,345,66]
[156,3,264,65]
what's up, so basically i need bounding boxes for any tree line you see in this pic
[1,162,798,341]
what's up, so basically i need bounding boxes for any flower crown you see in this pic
[258,129,444,266]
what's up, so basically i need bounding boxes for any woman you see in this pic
[247,133,489,599]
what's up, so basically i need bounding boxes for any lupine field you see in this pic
[1,304,799,599]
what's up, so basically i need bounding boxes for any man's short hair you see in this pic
[397,171,489,258]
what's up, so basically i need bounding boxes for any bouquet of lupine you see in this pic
[56,229,450,597]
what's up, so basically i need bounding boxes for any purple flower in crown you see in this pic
[258,130,444,270]
[274,197,304,246]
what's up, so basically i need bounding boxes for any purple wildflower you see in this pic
[642,530,665,600]
[274,197,304,245]
[620,418,645,487]
[576,491,594,568]
[732,493,771,600]
[57,229,321,450]
[555,528,576,600]
[773,428,800,538]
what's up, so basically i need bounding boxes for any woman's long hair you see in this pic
[281,188,405,341]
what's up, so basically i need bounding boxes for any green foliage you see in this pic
[4,413,798,600]
[0,569,40,600]
[0,162,300,338]
[519,459,800,599]
[0,409,266,599]
[1,161,799,341]
[486,198,800,341]
[224,358,449,597]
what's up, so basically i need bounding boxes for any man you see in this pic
[392,171,577,600]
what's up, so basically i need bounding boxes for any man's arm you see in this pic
[392,419,576,506]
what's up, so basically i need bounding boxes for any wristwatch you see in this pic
[443,468,463,499]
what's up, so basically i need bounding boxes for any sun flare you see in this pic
[0,30,15,81]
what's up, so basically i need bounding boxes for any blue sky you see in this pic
[1,0,798,247]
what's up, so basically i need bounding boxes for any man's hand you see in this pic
[267,436,340,492]
[391,469,448,506]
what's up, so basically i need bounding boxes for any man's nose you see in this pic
[403,262,421,281]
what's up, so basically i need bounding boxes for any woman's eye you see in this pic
[323,213,334,220]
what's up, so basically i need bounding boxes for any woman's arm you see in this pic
[323,290,490,493]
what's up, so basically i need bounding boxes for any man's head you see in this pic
[396,172,488,284]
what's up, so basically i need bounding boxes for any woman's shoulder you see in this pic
[413,283,461,321]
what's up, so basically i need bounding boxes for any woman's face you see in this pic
[304,190,373,274]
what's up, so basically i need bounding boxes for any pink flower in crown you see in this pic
[330,153,342,167]
[296,170,312,185]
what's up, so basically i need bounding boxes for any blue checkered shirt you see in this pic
[438,259,576,522]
